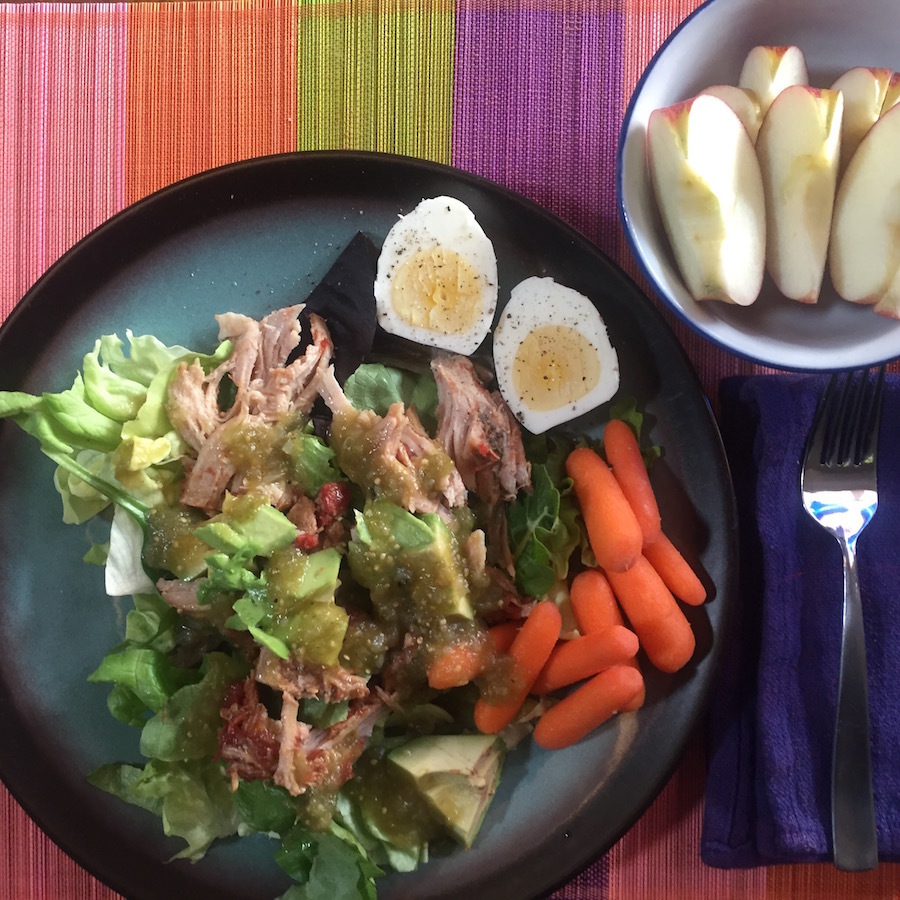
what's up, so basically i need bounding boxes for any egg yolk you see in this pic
[512,324,602,411]
[391,248,483,335]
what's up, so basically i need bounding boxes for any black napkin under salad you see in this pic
[701,374,900,867]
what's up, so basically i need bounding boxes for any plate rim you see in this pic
[0,149,738,900]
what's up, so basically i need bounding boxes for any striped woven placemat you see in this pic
[3,2,899,898]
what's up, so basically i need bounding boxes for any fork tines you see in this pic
[812,366,886,468]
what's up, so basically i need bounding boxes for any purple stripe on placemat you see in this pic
[452,1,624,258]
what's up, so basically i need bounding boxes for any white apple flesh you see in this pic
[829,102,900,318]
[755,85,843,303]
[697,84,763,142]
[647,94,766,306]
[738,45,809,117]
[830,66,892,173]
[880,72,900,114]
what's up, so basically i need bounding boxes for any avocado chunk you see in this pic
[194,493,298,558]
[348,499,475,628]
[264,546,348,665]
[388,734,505,848]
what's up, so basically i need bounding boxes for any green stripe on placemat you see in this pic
[297,0,454,162]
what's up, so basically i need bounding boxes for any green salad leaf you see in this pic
[88,646,201,714]
[507,462,580,600]
[88,758,240,861]
[284,425,344,497]
[234,780,301,837]
[140,651,249,761]
[276,821,381,900]
[343,363,438,432]
[0,331,232,523]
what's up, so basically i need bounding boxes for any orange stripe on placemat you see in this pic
[0,2,128,323]
[767,863,900,899]
[124,0,299,206]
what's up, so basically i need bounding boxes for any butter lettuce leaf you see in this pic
[140,651,249,762]
[343,363,438,432]
[88,758,240,861]
[284,424,344,497]
[0,331,232,524]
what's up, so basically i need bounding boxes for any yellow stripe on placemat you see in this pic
[124,0,299,205]
[297,0,454,162]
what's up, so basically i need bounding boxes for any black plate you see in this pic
[0,151,737,900]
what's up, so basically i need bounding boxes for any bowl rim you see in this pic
[615,0,900,373]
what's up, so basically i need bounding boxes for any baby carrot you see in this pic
[642,530,707,606]
[569,567,645,710]
[474,601,561,734]
[603,418,661,544]
[531,625,639,695]
[606,555,696,674]
[487,621,520,655]
[565,446,643,573]
[533,664,645,750]
[569,568,620,636]
[427,639,491,690]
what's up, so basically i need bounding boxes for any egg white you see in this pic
[374,196,498,355]
[492,277,620,434]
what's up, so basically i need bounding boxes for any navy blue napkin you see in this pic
[701,374,900,867]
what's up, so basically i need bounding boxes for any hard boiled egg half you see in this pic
[374,196,498,355]
[493,277,620,434]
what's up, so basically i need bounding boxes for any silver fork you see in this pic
[801,365,885,872]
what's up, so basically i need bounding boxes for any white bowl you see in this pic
[617,0,900,371]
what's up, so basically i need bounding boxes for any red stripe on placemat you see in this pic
[0,2,128,325]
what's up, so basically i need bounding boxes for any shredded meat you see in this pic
[218,673,384,797]
[156,577,204,613]
[317,365,466,518]
[484,566,536,623]
[254,648,371,703]
[432,354,531,505]
[273,693,311,795]
[167,307,333,513]
[274,694,384,797]
[217,678,282,787]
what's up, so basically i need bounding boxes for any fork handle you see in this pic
[832,541,878,871]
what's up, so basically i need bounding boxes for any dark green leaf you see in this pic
[234,780,298,837]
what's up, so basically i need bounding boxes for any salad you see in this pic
[0,226,700,898]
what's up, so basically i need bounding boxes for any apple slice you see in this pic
[830,66,892,173]
[738,45,808,117]
[829,102,900,318]
[755,85,843,303]
[881,72,900,114]
[698,84,763,142]
[647,94,765,306]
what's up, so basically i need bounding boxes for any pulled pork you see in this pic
[275,693,384,797]
[431,354,531,505]
[254,648,370,704]
[167,306,333,513]
[317,365,466,519]
[217,678,282,785]
[217,674,384,797]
